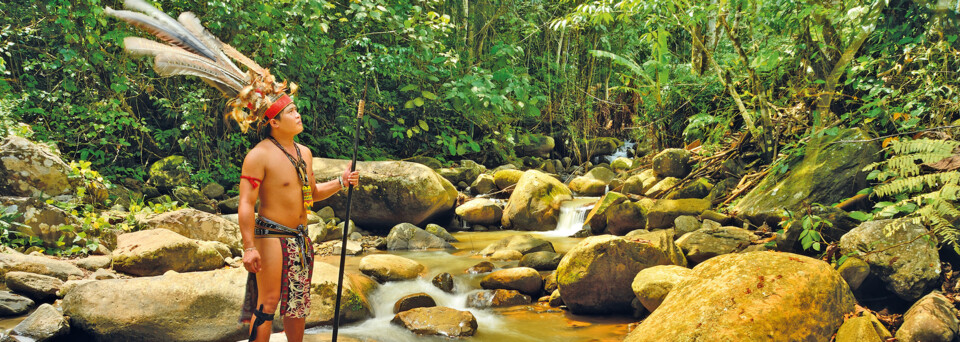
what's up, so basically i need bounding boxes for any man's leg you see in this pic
[250,238,282,342]
[283,317,306,342]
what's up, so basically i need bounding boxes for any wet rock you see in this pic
[569,167,615,196]
[578,138,622,160]
[605,201,648,235]
[542,271,558,293]
[140,209,242,254]
[329,240,363,256]
[466,261,495,274]
[493,169,524,191]
[839,218,940,301]
[548,290,563,307]
[0,291,33,316]
[837,257,870,291]
[645,198,712,230]
[75,255,111,271]
[147,155,190,190]
[111,229,226,276]
[393,292,436,314]
[0,197,82,249]
[455,199,503,226]
[836,312,892,342]
[5,271,62,301]
[470,174,497,195]
[490,250,523,261]
[583,192,628,234]
[480,267,543,296]
[358,254,424,282]
[201,182,224,200]
[519,251,562,271]
[391,307,477,337]
[384,223,454,250]
[307,263,378,327]
[431,273,454,293]
[478,234,555,256]
[516,134,555,157]
[0,136,75,198]
[404,156,442,169]
[0,252,83,280]
[675,227,757,264]
[626,229,687,267]
[631,265,693,312]
[557,235,672,314]
[652,149,691,178]
[644,177,680,198]
[502,170,573,231]
[734,128,878,226]
[11,303,68,341]
[466,289,531,308]
[425,224,457,242]
[896,291,959,342]
[624,251,855,342]
[313,159,458,232]
[674,215,701,236]
[611,157,633,172]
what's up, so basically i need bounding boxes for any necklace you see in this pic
[268,136,313,210]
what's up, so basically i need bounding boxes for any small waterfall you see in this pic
[540,197,598,237]
[603,140,636,164]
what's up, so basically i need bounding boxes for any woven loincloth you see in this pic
[240,216,314,321]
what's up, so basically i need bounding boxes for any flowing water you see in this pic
[603,140,636,164]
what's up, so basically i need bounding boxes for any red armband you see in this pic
[240,175,262,189]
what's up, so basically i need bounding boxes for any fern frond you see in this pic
[883,152,955,176]
[875,172,960,198]
[889,138,959,155]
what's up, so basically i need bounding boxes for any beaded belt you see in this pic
[255,216,309,266]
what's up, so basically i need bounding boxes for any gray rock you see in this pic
[75,255,111,271]
[652,149,692,178]
[674,216,701,236]
[478,234,554,256]
[895,291,959,342]
[0,136,75,198]
[391,307,477,337]
[111,229,226,276]
[425,224,458,242]
[0,291,34,316]
[0,252,83,280]
[839,218,940,301]
[519,251,562,271]
[384,223,453,250]
[11,303,68,341]
[139,209,242,254]
[676,227,757,264]
[201,183,225,199]
[0,197,82,249]
[5,272,62,301]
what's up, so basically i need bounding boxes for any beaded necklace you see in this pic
[268,136,313,210]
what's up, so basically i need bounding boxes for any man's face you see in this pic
[271,104,303,135]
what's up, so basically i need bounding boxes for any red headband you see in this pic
[264,94,293,120]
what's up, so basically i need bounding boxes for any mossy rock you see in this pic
[501,170,573,231]
[494,169,525,191]
[646,198,711,229]
[606,201,647,235]
[568,177,607,196]
[652,149,691,178]
[516,134,556,157]
[148,156,190,190]
[610,157,633,172]
[404,156,443,169]
[583,192,628,234]
[665,178,713,199]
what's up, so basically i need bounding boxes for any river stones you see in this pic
[111,229,226,276]
[139,209,242,253]
[312,159,458,232]
[837,257,870,291]
[611,157,633,172]
[631,265,693,312]
[569,167,615,196]
[466,261,495,274]
[606,201,648,236]
[675,227,757,264]
[0,136,75,198]
[583,192,627,234]
[516,133,555,157]
[455,198,503,225]
[470,174,497,195]
[645,198,711,229]
[75,256,111,272]
[557,235,673,314]
[306,262,378,327]
[466,289,531,308]
[480,267,542,296]
[391,307,477,337]
[626,229,687,267]
[0,252,82,281]
[425,224,457,242]
[393,293,436,314]
[431,273,454,293]
[839,218,940,301]
[835,312,892,342]
[493,169,524,191]
[673,216,701,236]
[384,223,454,250]
[644,177,680,198]
[5,272,62,302]
[11,303,69,341]
[624,251,856,341]
[665,178,713,200]
[652,149,691,178]
[501,170,573,231]
[518,251,562,271]
[478,234,555,257]
[895,291,959,342]
[358,254,425,282]
[0,291,33,316]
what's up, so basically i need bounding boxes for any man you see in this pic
[237,93,359,342]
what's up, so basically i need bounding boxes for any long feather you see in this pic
[221,43,265,76]
[105,7,217,61]
[123,37,246,88]
[153,53,244,96]
[120,0,217,61]
[177,12,244,77]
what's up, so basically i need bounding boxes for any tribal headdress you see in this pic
[105,0,297,132]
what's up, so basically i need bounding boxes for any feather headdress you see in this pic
[105,0,297,132]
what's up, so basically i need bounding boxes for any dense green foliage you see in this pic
[1,0,958,190]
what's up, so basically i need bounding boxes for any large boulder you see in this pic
[645,198,711,229]
[384,223,454,250]
[358,254,425,282]
[631,265,693,312]
[652,149,692,178]
[437,165,481,186]
[480,267,543,296]
[11,303,69,341]
[556,235,673,314]
[147,156,190,190]
[493,169,524,191]
[502,170,573,231]
[734,128,879,226]
[839,218,940,301]
[470,174,497,195]
[466,289,531,308]
[403,156,442,170]
[606,201,648,236]
[895,291,959,342]
[455,199,503,225]
[836,312,892,342]
[577,137,622,160]
[518,251,562,271]
[583,192,627,234]
[569,167,616,196]
[140,209,241,254]
[0,197,82,249]
[307,262,379,327]
[478,234,554,256]
[393,293,436,314]
[624,251,856,341]
[111,229,226,276]
[627,229,687,267]
[0,252,83,280]
[0,291,34,316]
[675,227,758,264]
[4,271,62,302]
[0,136,75,198]
[313,159,458,232]
[516,134,555,157]
[391,307,477,337]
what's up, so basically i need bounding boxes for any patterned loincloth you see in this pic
[240,216,314,321]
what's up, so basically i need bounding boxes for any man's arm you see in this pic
[238,148,264,273]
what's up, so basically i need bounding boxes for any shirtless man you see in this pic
[237,96,359,342]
